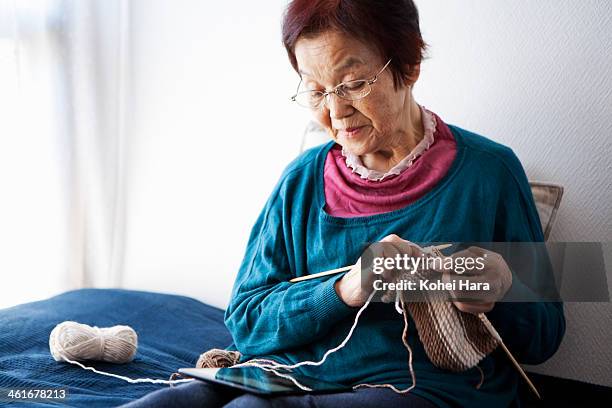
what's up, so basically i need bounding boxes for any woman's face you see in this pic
[294,30,416,156]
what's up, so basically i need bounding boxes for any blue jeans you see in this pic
[119,380,437,408]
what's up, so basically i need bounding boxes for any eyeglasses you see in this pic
[290,59,392,109]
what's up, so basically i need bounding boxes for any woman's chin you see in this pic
[338,141,371,157]
[336,131,373,155]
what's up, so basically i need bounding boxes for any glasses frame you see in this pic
[290,58,392,109]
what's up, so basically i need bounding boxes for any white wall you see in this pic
[120,0,311,307]
[414,0,612,387]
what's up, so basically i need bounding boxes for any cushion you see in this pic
[529,182,564,241]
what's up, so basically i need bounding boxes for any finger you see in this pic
[392,239,427,257]
[380,238,417,268]
[380,289,396,304]
[450,291,497,304]
[380,234,403,243]
[424,255,455,274]
[380,235,427,256]
[447,276,499,302]
[464,246,489,257]
[378,240,423,269]
[429,248,492,277]
[453,301,495,315]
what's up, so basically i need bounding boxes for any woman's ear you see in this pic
[404,63,421,88]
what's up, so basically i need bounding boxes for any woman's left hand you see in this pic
[436,246,513,314]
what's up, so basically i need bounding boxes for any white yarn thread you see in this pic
[49,321,193,385]
[61,358,193,385]
[233,290,417,394]
[232,291,377,372]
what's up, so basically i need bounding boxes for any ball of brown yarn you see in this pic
[196,349,241,368]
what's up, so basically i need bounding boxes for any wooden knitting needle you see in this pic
[289,244,452,283]
[290,264,354,283]
[427,246,541,399]
[478,313,542,400]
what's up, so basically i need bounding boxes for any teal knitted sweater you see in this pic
[224,125,565,407]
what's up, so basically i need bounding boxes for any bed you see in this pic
[0,288,232,407]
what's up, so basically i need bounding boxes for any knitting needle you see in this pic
[427,246,541,399]
[289,265,354,283]
[289,243,452,283]
[478,313,542,400]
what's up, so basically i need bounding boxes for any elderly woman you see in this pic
[124,1,564,407]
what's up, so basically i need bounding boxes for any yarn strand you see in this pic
[233,290,419,394]
[233,290,377,372]
[353,297,417,393]
[62,358,194,385]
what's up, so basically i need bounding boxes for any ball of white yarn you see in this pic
[49,321,138,364]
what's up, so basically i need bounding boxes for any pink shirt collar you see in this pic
[323,110,457,217]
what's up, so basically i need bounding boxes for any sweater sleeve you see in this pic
[224,172,356,357]
[485,149,566,365]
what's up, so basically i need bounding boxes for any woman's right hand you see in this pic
[334,258,367,308]
[334,234,424,307]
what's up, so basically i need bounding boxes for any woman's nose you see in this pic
[324,93,354,119]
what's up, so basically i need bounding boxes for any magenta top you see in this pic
[323,111,457,217]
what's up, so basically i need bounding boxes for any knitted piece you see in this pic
[403,301,498,372]
[386,260,499,371]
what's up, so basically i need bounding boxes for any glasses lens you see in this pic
[294,91,324,108]
[337,80,370,100]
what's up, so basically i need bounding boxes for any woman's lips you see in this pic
[338,126,364,139]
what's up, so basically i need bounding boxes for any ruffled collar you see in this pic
[341,105,436,182]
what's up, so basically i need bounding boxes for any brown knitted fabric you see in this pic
[377,242,501,372]
[403,301,499,372]
[395,260,500,372]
